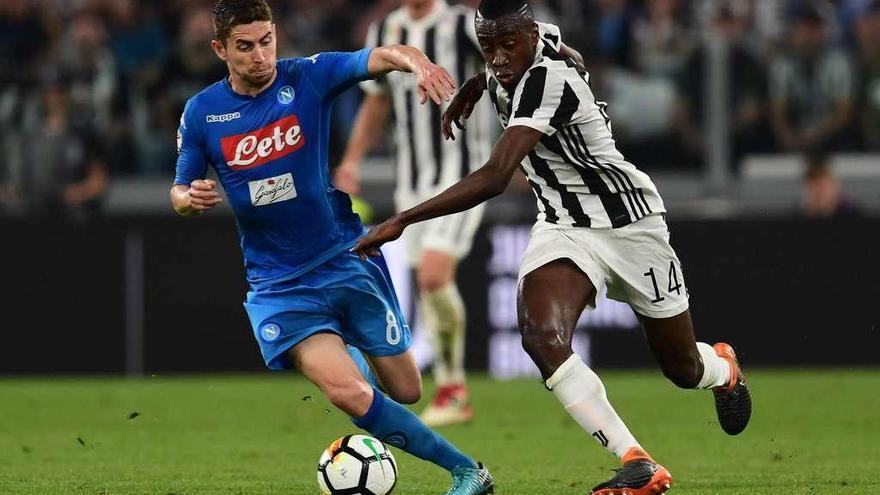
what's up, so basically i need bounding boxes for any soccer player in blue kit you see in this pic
[170,1,494,493]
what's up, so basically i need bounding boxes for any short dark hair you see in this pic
[213,0,273,43]
[477,0,531,19]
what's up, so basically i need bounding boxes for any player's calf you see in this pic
[657,354,702,389]
[322,380,375,417]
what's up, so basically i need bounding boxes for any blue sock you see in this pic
[347,346,382,391]
[352,389,477,472]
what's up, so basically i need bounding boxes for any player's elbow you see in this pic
[483,163,514,198]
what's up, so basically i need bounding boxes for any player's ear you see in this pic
[530,23,539,44]
[211,39,228,62]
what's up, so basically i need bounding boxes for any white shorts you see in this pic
[519,214,689,319]
[398,203,485,266]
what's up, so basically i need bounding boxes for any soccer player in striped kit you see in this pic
[354,1,752,493]
[336,0,494,427]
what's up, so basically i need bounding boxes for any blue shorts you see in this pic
[243,251,412,370]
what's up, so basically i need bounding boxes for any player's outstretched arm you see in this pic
[352,125,544,258]
[442,72,487,141]
[367,45,456,105]
[335,93,392,195]
[170,180,222,217]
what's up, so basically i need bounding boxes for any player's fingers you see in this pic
[436,77,455,101]
[439,69,457,93]
[191,197,222,208]
[188,189,219,200]
[192,179,215,190]
[426,85,442,105]
[418,86,428,105]
[453,117,464,131]
[442,120,455,141]
[366,248,381,258]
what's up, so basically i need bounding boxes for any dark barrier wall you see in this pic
[1,217,878,374]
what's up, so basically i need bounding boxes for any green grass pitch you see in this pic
[1,370,878,495]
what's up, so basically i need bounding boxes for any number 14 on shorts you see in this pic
[644,261,684,304]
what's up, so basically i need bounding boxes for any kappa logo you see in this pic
[260,323,281,342]
[206,112,242,123]
[277,86,295,105]
[220,114,306,169]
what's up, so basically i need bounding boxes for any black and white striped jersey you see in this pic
[361,1,493,205]
[487,23,666,229]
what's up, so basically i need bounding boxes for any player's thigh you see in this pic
[605,215,690,319]
[414,205,483,289]
[289,333,373,416]
[366,350,422,405]
[518,259,596,338]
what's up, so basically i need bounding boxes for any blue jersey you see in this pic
[175,49,373,290]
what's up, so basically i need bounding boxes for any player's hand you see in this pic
[415,62,457,105]
[351,216,405,260]
[333,161,360,195]
[442,74,486,140]
[187,179,222,211]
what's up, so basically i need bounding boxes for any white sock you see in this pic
[696,342,731,389]
[420,284,466,386]
[545,354,640,459]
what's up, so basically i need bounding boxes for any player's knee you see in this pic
[519,319,569,363]
[389,380,422,405]
[661,356,702,389]
[324,381,374,416]
[417,274,449,294]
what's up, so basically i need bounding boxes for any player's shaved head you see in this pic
[476,0,534,37]
[213,0,273,44]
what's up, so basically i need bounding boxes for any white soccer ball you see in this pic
[317,434,398,495]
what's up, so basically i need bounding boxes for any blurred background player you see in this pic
[334,0,493,427]
[170,1,493,493]
[354,1,751,493]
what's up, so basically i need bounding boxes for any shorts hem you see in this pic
[519,254,605,310]
[630,301,690,320]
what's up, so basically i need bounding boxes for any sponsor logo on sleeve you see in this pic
[248,172,297,207]
[220,115,306,169]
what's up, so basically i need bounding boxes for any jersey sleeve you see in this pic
[537,22,563,52]
[508,66,578,136]
[309,49,373,99]
[359,21,390,96]
[174,98,209,186]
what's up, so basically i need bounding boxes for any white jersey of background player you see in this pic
[335,0,493,427]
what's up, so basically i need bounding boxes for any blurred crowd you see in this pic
[1,0,877,219]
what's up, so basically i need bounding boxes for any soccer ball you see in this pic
[317,434,398,495]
